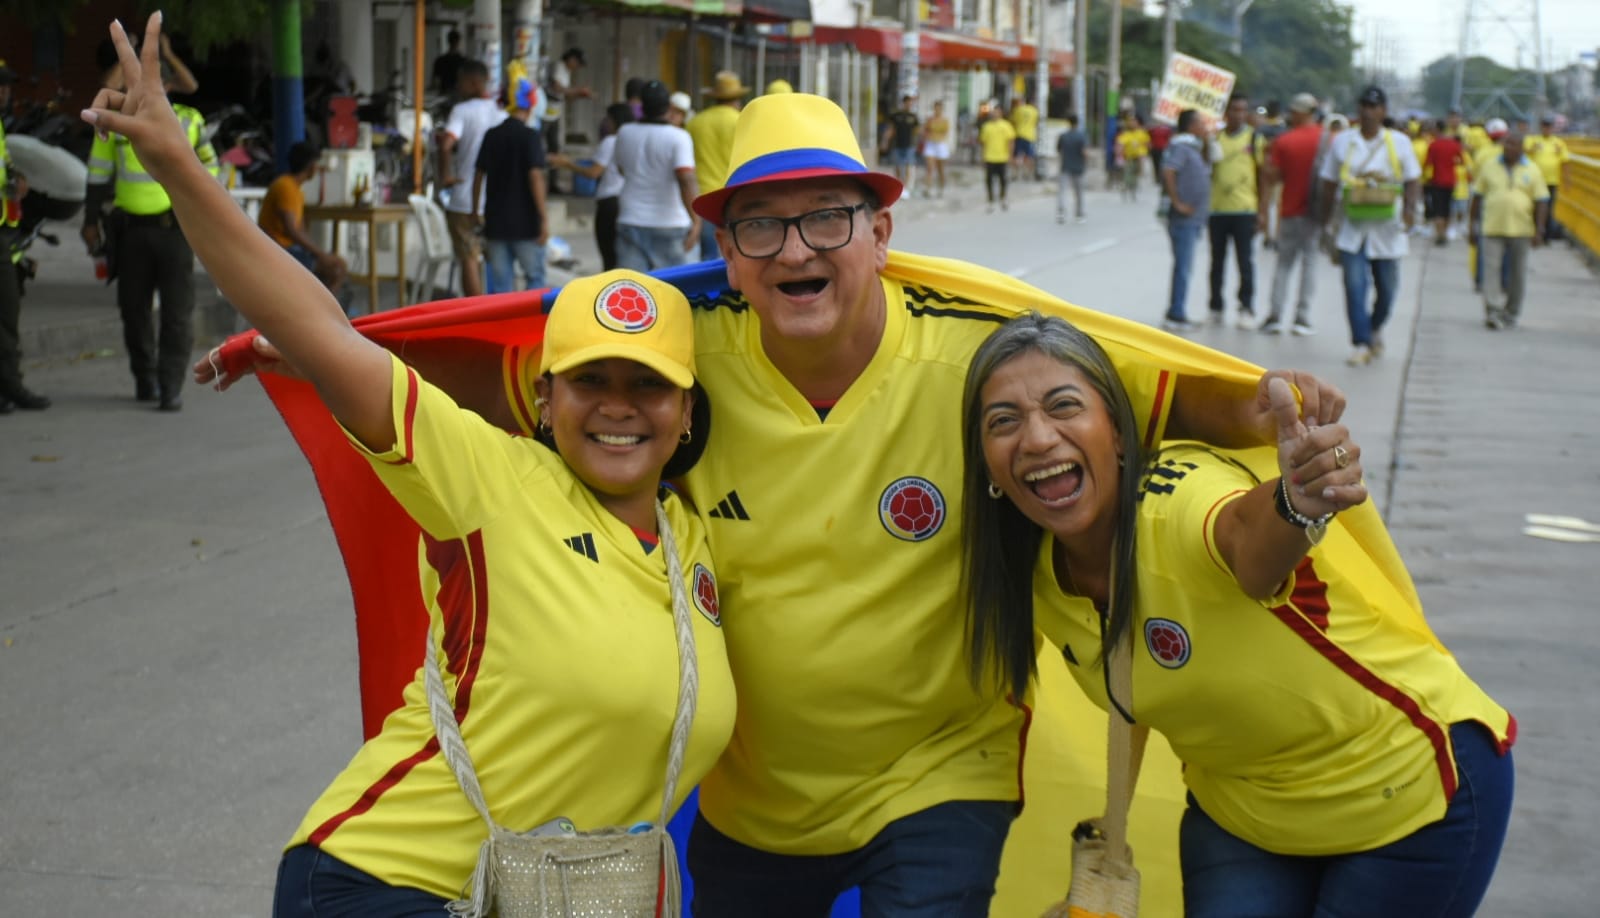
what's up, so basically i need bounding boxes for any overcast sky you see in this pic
[1341,0,1600,76]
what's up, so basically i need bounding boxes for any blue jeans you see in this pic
[1167,219,1205,321]
[1338,243,1399,346]
[274,844,450,917]
[688,800,1016,918]
[1181,721,1515,918]
[484,238,546,292]
[617,223,694,272]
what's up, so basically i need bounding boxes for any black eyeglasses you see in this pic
[725,203,872,258]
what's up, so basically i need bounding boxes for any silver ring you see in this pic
[1333,444,1350,469]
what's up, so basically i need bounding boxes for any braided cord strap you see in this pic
[425,498,699,917]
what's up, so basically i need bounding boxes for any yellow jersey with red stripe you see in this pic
[288,355,736,898]
[1034,444,1515,856]
[677,264,1177,857]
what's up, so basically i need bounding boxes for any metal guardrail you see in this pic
[1555,144,1600,262]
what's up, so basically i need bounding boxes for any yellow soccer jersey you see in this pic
[1010,103,1040,142]
[681,273,1175,856]
[981,117,1017,163]
[290,356,736,898]
[1210,127,1259,214]
[1523,134,1568,187]
[1033,444,1514,857]
[1475,155,1549,238]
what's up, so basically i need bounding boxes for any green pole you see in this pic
[272,0,306,173]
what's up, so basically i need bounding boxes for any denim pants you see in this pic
[484,238,546,292]
[274,844,450,917]
[1167,219,1205,321]
[1057,171,1084,217]
[1207,212,1257,314]
[1267,215,1320,325]
[617,223,694,272]
[1338,243,1399,347]
[688,800,1016,918]
[1181,721,1514,918]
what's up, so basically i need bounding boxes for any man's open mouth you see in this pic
[776,278,828,297]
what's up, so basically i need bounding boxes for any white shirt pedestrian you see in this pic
[1318,127,1422,259]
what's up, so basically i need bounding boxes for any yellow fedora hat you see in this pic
[691,93,904,225]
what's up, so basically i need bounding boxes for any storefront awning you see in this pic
[808,25,1072,74]
[742,0,813,23]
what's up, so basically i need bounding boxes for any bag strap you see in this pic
[425,498,698,833]
[1099,634,1150,869]
[1340,129,1401,185]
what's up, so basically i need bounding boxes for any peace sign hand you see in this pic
[80,14,191,184]
[1266,376,1368,519]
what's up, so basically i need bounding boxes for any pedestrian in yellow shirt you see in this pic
[1008,97,1040,180]
[1470,128,1549,330]
[1523,113,1569,241]
[1115,112,1152,201]
[980,109,1017,212]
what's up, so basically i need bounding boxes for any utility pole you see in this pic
[1162,0,1178,75]
[1073,0,1087,119]
[1109,0,1123,115]
[901,0,920,102]
[1037,0,1050,118]
[1231,0,1254,57]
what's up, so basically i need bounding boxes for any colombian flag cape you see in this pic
[216,252,1438,916]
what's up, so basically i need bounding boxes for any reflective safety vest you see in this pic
[87,103,218,216]
[0,119,18,230]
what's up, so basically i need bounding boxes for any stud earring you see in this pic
[987,481,1004,499]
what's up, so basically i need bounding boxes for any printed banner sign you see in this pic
[1153,52,1235,126]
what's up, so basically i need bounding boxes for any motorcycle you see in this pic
[6,133,88,296]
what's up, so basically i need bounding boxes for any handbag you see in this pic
[1042,635,1150,918]
[1340,131,1403,221]
[428,500,697,918]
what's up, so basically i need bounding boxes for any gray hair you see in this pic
[959,312,1146,708]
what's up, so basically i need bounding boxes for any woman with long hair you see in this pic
[960,312,1514,917]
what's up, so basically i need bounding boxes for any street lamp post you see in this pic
[1231,0,1255,57]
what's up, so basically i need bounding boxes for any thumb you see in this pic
[1267,376,1307,446]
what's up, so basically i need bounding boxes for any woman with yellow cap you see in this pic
[84,15,734,916]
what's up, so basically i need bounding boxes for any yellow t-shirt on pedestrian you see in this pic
[1211,127,1259,213]
[1474,156,1549,237]
[1117,128,1151,163]
[980,117,1017,164]
[1523,134,1569,188]
[1009,103,1039,142]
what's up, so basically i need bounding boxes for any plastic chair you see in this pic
[406,193,455,302]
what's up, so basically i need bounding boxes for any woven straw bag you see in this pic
[1041,637,1149,918]
[428,500,697,918]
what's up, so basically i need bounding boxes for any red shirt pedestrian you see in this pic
[1425,136,1463,188]
[1268,122,1323,218]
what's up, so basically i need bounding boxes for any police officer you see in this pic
[0,59,50,414]
[82,64,215,411]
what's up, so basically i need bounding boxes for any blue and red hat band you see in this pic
[724,148,868,190]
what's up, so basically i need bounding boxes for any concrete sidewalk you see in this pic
[1385,236,1600,915]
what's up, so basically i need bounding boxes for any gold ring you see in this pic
[1333,444,1350,469]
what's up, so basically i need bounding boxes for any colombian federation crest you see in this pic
[879,477,946,542]
[594,279,658,333]
[691,563,720,626]
[1145,618,1191,668]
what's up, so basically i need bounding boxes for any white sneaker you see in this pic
[1370,329,1385,357]
[1235,311,1257,330]
[1346,345,1373,366]
[1076,216,1087,224]
[1292,321,1316,336]
[1161,317,1202,333]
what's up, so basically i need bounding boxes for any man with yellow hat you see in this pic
[687,70,751,260]
[680,91,1349,916]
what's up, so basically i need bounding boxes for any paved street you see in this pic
[3,175,1598,915]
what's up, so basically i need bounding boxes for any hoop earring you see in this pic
[987,481,1004,499]
[534,398,550,436]
[680,427,693,445]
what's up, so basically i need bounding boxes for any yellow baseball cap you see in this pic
[691,92,904,226]
[539,269,696,389]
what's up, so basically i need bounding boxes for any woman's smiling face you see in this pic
[979,349,1123,547]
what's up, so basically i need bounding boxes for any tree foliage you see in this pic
[1086,0,1356,109]
[1419,54,1564,120]
[10,0,310,54]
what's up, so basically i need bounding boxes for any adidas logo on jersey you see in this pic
[563,532,598,562]
[707,491,750,521]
